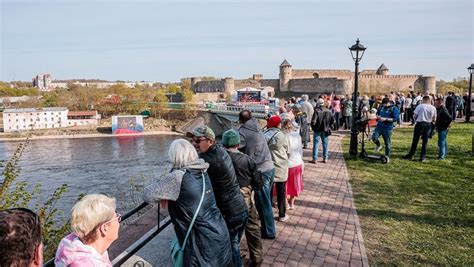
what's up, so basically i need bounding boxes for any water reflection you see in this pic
[0,135,178,219]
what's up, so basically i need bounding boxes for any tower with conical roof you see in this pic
[279,59,292,92]
[376,63,389,75]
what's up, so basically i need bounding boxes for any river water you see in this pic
[0,135,179,219]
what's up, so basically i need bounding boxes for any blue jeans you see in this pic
[438,129,448,159]
[371,127,393,156]
[225,210,249,267]
[312,131,329,160]
[254,168,276,239]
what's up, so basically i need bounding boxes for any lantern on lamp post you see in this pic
[348,38,367,157]
[466,64,473,122]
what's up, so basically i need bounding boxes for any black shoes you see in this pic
[402,154,414,160]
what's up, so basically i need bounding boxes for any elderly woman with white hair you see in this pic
[142,139,232,266]
[55,194,121,266]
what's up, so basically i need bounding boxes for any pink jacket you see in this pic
[55,233,112,267]
[331,100,341,113]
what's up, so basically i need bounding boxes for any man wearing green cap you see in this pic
[222,129,263,266]
[187,125,248,267]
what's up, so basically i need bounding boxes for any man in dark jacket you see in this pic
[310,98,335,163]
[187,125,248,267]
[222,129,263,267]
[445,92,457,120]
[434,98,453,160]
[238,110,276,239]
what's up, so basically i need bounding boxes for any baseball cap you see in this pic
[186,125,215,140]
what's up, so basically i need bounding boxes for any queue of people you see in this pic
[0,90,462,267]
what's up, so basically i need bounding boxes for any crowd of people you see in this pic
[0,90,467,266]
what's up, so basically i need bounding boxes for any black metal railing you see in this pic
[44,202,170,267]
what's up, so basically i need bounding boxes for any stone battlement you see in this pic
[293,69,352,73]
[360,74,421,79]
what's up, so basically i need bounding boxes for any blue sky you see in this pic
[1,0,472,82]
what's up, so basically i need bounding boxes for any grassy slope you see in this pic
[343,122,474,265]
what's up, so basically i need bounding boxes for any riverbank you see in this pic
[0,117,188,141]
[0,130,183,141]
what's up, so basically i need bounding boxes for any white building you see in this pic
[67,111,101,127]
[2,107,68,132]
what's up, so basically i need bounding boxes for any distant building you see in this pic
[32,74,53,91]
[3,107,68,132]
[67,111,101,127]
[191,59,436,99]
[0,96,39,108]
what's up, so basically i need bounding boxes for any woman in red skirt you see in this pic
[282,118,304,210]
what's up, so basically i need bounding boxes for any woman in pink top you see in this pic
[55,194,121,267]
[331,96,342,131]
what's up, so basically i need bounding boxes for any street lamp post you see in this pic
[466,64,474,122]
[349,38,367,157]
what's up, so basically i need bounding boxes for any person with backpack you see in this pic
[434,97,453,160]
[372,97,400,162]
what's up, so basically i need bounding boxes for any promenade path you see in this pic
[120,134,369,266]
[251,134,369,266]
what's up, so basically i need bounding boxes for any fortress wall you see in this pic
[234,79,262,90]
[194,80,225,93]
[289,78,351,95]
[358,75,421,94]
[292,69,353,80]
[260,79,279,90]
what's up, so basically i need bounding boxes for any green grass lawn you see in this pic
[343,122,474,265]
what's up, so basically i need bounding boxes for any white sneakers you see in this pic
[375,145,383,153]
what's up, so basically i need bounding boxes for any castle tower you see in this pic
[224,77,235,97]
[190,77,202,91]
[422,76,436,94]
[376,64,389,75]
[279,59,292,92]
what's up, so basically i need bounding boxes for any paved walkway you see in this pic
[119,134,369,266]
[253,134,369,267]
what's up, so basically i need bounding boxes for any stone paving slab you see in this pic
[254,134,369,267]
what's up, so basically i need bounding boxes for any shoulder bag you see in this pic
[170,172,206,267]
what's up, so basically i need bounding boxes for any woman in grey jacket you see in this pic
[264,115,290,222]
